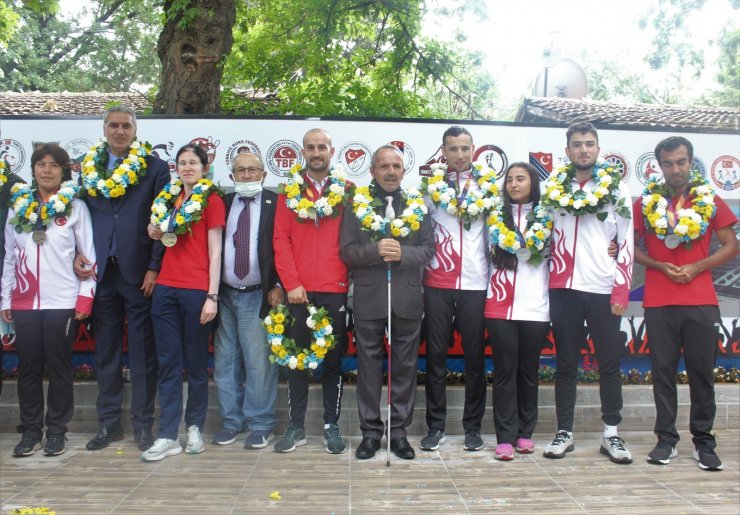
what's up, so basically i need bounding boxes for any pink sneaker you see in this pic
[515,438,535,453]
[494,443,514,461]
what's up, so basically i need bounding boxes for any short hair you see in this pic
[442,126,473,147]
[371,144,404,168]
[303,128,332,147]
[175,144,209,167]
[103,105,137,127]
[31,143,72,182]
[654,136,693,163]
[231,152,264,172]
[566,122,598,146]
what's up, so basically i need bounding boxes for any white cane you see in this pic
[384,195,395,467]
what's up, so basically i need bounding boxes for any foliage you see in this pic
[221,0,496,118]
[0,1,161,92]
[700,26,740,107]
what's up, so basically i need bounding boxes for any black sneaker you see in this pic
[419,428,446,451]
[693,445,723,471]
[44,434,67,456]
[463,431,484,451]
[647,440,677,465]
[13,432,42,458]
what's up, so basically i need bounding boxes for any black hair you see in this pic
[176,144,209,167]
[442,126,473,147]
[566,121,598,146]
[31,143,72,183]
[654,136,693,163]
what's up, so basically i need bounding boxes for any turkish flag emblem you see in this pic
[55,217,67,227]
[531,152,552,171]
[274,146,297,160]
[345,148,366,171]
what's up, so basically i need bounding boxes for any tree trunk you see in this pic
[153,0,236,114]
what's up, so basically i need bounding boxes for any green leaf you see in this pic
[596,212,608,222]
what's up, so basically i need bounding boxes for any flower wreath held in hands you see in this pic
[641,172,716,249]
[81,138,151,198]
[279,163,351,221]
[263,304,335,370]
[351,183,428,240]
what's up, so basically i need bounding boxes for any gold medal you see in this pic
[161,232,178,247]
[32,229,47,245]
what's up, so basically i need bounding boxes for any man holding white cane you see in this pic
[340,145,434,460]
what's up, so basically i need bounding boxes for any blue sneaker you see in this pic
[212,428,240,446]
[244,430,274,450]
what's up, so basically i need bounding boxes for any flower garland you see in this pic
[81,138,151,198]
[150,178,221,235]
[351,184,428,239]
[279,163,351,221]
[263,304,335,370]
[542,161,630,219]
[8,181,79,233]
[420,162,501,229]
[0,159,9,191]
[641,172,716,247]
[487,203,553,265]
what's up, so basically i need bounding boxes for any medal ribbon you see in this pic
[166,191,188,234]
[666,194,686,229]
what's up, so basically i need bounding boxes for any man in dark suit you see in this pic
[0,161,24,396]
[212,152,283,450]
[340,145,434,460]
[76,105,170,451]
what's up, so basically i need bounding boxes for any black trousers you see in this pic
[487,318,549,444]
[423,286,486,433]
[549,289,624,431]
[93,261,157,430]
[285,292,347,428]
[14,309,78,436]
[355,314,421,439]
[646,305,720,449]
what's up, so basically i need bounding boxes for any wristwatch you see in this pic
[207,293,219,301]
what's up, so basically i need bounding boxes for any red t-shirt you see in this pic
[157,192,226,291]
[634,194,737,307]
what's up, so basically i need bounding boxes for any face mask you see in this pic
[234,181,262,198]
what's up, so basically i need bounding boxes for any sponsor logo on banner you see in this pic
[602,152,630,181]
[635,152,662,185]
[225,139,262,170]
[266,139,303,177]
[474,145,508,179]
[530,152,553,181]
[338,141,372,178]
[64,138,95,179]
[418,145,445,177]
[190,136,221,179]
[151,142,178,174]
[388,140,416,173]
[0,139,26,174]
[691,156,707,179]
[711,155,740,191]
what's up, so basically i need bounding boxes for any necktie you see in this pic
[233,197,253,279]
[385,195,395,220]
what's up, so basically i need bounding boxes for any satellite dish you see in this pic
[533,58,588,98]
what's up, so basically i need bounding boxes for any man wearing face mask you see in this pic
[212,152,283,449]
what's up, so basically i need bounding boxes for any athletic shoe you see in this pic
[185,425,205,454]
[324,423,346,454]
[244,430,274,450]
[463,431,484,451]
[647,441,677,465]
[515,437,535,454]
[273,425,307,453]
[494,443,514,461]
[693,445,723,471]
[141,438,182,462]
[543,431,574,459]
[213,428,240,446]
[600,435,633,464]
[419,428,446,451]
[13,432,42,458]
[44,434,66,456]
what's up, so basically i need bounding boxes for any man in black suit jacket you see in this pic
[340,145,434,460]
[212,152,283,450]
[76,106,170,451]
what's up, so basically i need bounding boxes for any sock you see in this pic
[324,423,330,430]
[604,425,618,438]
[558,429,573,437]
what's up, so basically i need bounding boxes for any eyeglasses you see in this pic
[233,166,264,176]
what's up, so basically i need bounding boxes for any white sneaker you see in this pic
[186,425,205,454]
[141,438,182,462]
[600,435,633,464]
[543,431,574,459]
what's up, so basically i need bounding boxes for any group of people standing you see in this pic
[4,107,736,473]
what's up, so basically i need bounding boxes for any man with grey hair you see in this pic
[340,144,434,460]
[76,105,170,452]
[212,152,283,449]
